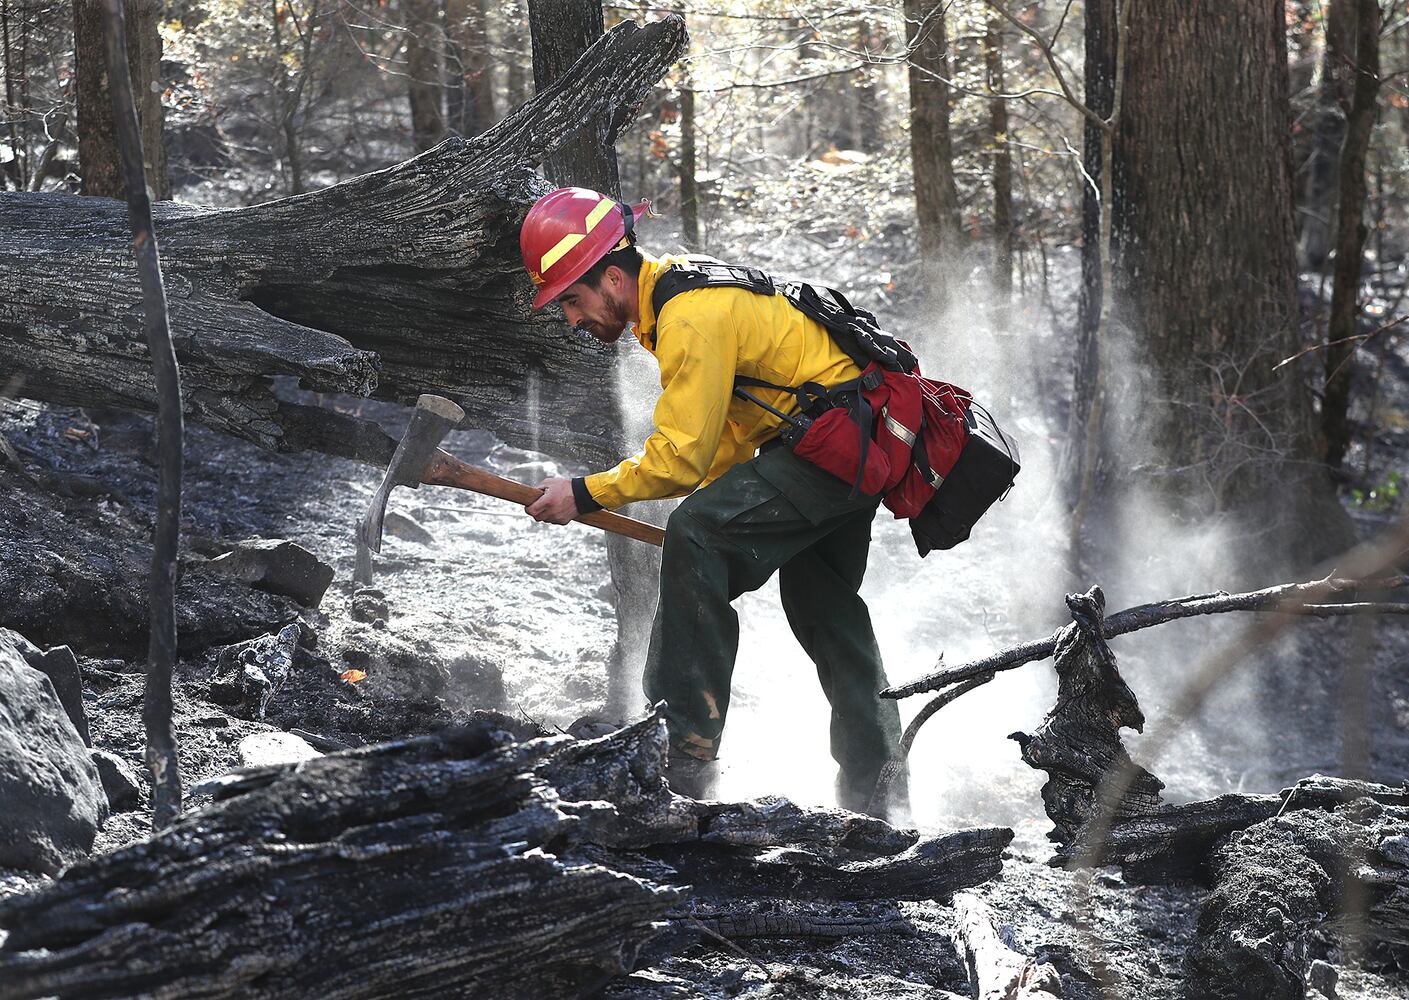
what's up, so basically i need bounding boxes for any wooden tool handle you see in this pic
[422,451,665,547]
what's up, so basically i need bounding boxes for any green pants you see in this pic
[643,445,906,813]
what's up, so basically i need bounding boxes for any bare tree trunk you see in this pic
[983,12,1012,312]
[679,67,698,246]
[1112,0,1351,567]
[75,0,168,199]
[98,0,183,828]
[402,0,444,152]
[902,0,961,306]
[855,17,881,153]
[1321,0,1380,469]
[528,0,617,194]
[445,0,495,135]
[504,0,528,111]
[1300,0,1356,270]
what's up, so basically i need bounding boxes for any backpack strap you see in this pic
[648,256,776,349]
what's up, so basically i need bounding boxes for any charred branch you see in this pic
[950,891,1064,1000]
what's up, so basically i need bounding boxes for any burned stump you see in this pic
[1009,587,1165,848]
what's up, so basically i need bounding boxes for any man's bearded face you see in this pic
[557,272,631,344]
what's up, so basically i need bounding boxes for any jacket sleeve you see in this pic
[582,312,737,509]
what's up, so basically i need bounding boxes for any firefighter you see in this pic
[519,186,907,818]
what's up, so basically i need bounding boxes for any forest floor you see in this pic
[3,161,1409,997]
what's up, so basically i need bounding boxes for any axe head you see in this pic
[355,394,465,584]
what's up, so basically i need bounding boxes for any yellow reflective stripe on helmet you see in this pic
[539,197,618,273]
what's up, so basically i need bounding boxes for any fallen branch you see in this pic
[883,574,1408,701]
[950,892,1063,999]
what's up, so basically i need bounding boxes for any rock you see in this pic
[384,511,436,545]
[338,627,450,705]
[0,633,107,874]
[90,749,144,811]
[0,469,299,655]
[204,539,335,608]
[4,631,88,746]
[1308,959,1337,998]
[448,652,507,710]
[350,587,389,624]
[237,731,323,768]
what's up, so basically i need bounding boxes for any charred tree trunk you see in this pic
[74,0,168,199]
[854,18,881,154]
[1112,0,1350,567]
[99,0,184,828]
[679,66,699,247]
[0,18,686,470]
[903,0,961,307]
[1069,0,1115,506]
[1321,0,1380,469]
[1008,588,1164,848]
[528,0,618,195]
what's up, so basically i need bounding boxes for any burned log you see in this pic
[0,17,687,468]
[0,711,1012,998]
[1186,794,1409,1000]
[0,722,682,1000]
[1009,588,1165,846]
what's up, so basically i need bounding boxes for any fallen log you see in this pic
[0,723,679,1000]
[1186,794,1409,1000]
[0,710,1012,998]
[0,17,687,468]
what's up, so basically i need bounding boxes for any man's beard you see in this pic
[592,296,632,343]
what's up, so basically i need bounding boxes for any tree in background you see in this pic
[75,0,167,197]
[444,0,495,137]
[1110,0,1351,565]
[1321,0,1380,470]
[402,0,444,151]
[902,0,960,306]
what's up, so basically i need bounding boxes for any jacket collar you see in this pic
[632,251,669,353]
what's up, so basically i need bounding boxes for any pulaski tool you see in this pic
[355,394,665,585]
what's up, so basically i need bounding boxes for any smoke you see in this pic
[601,247,1339,838]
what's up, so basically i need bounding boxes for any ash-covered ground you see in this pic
[2,372,1408,997]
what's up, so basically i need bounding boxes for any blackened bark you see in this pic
[1321,0,1380,468]
[98,0,183,828]
[679,68,698,246]
[903,0,961,304]
[1112,0,1350,566]
[74,0,168,199]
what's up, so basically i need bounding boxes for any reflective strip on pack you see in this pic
[539,197,618,273]
[881,405,917,448]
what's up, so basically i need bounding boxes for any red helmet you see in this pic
[520,187,652,308]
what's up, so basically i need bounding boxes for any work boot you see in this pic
[665,752,720,801]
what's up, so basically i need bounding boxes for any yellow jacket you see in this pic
[581,253,863,510]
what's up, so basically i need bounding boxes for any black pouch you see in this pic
[910,403,1021,556]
